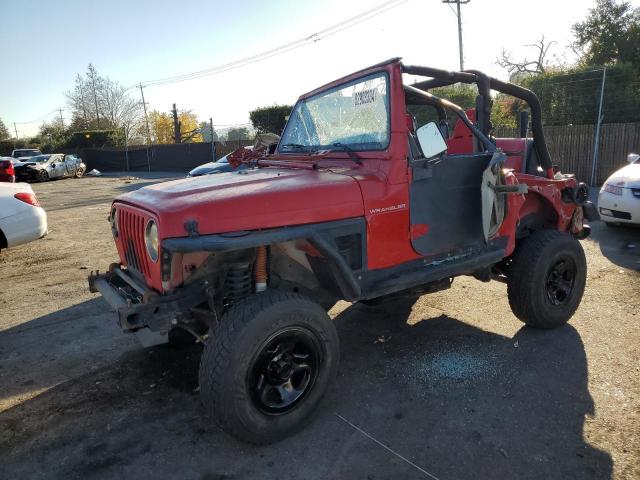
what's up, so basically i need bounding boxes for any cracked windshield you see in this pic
[280,73,389,152]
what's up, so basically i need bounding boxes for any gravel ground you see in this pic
[0,175,638,480]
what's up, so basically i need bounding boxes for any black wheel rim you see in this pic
[545,255,577,306]
[248,327,321,415]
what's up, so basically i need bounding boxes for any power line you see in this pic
[212,122,252,128]
[11,0,409,126]
[13,109,60,124]
[139,0,409,88]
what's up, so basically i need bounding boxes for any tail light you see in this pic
[0,160,14,175]
[14,192,41,207]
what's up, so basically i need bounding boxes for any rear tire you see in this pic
[199,291,339,444]
[507,230,586,329]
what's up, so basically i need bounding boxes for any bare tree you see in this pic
[65,74,91,128]
[99,78,141,129]
[86,63,101,122]
[497,35,556,76]
[65,64,143,140]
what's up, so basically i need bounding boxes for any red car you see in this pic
[0,157,16,183]
[90,59,597,444]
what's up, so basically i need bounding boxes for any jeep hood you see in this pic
[116,167,364,237]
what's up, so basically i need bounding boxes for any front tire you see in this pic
[507,230,586,329]
[38,170,49,182]
[199,291,339,444]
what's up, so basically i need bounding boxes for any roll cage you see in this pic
[401,63,553,176]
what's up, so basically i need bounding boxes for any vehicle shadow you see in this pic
[0,298,612,480]
[586,220,640,271]
[0,298,136,412]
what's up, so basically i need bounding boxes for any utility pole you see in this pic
[210,117,216,161]
[139,84,151,144]
[13,122,18,139]
[171,103,181,144]
[442,0,470,71]
[590,67,607,187]
[58,108,64,129]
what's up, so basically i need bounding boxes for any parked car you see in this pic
[11,148,42,159]
[0,182,47,252]
[188,149,252,177]
[14,153,86,182]
[0,157,16,182]
[598,153,640,226]
[90,59,596,445]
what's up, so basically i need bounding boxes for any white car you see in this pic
[14,153,86,182]
[598,153,640,226]
[0,182,48,251]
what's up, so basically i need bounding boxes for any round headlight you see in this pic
[110,207,119,237]
[145,220,159,262]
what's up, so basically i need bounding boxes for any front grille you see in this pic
[631,188,640,199]
[118,208,150,277]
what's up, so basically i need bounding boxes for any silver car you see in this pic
[14,153,86,182]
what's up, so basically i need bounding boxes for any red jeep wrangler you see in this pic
[90,59,597,444]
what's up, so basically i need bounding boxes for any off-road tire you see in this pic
[507,230,586,329]
[199,291,339,444]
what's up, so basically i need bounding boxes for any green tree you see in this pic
[38,118,69,151]
[226,127,250,141]
[408,84,477,127]
[573,0,640,67]
[520,63,640,125]
[249,104,293,134]
[0,118,9,140]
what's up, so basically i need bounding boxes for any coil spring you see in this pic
[225,263,252,304]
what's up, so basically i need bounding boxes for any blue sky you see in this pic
[2,0,638,137]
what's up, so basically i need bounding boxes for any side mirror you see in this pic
[627,153,639,164]
[416,122,447,159]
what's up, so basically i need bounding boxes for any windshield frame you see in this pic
[278,71,391,155]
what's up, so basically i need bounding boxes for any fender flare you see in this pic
[161,218,364,300]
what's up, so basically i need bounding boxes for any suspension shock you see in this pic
[255,245,268,292]
[225,263,252,304]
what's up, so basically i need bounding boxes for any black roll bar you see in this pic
[402,64,553,171]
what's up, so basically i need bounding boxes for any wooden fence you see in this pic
[495,123,640,185]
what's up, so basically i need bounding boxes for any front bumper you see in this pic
[15,167,38,182]
[88,264,205,333]
[598,189,640,224]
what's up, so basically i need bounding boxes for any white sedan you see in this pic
[598,153,640,226]
[0,182,48,251]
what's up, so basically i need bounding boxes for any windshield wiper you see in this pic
[280,143,308,151]
[330,143,362,165]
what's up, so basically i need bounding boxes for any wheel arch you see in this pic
[515,191,560,239]
[162,218,366,301]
